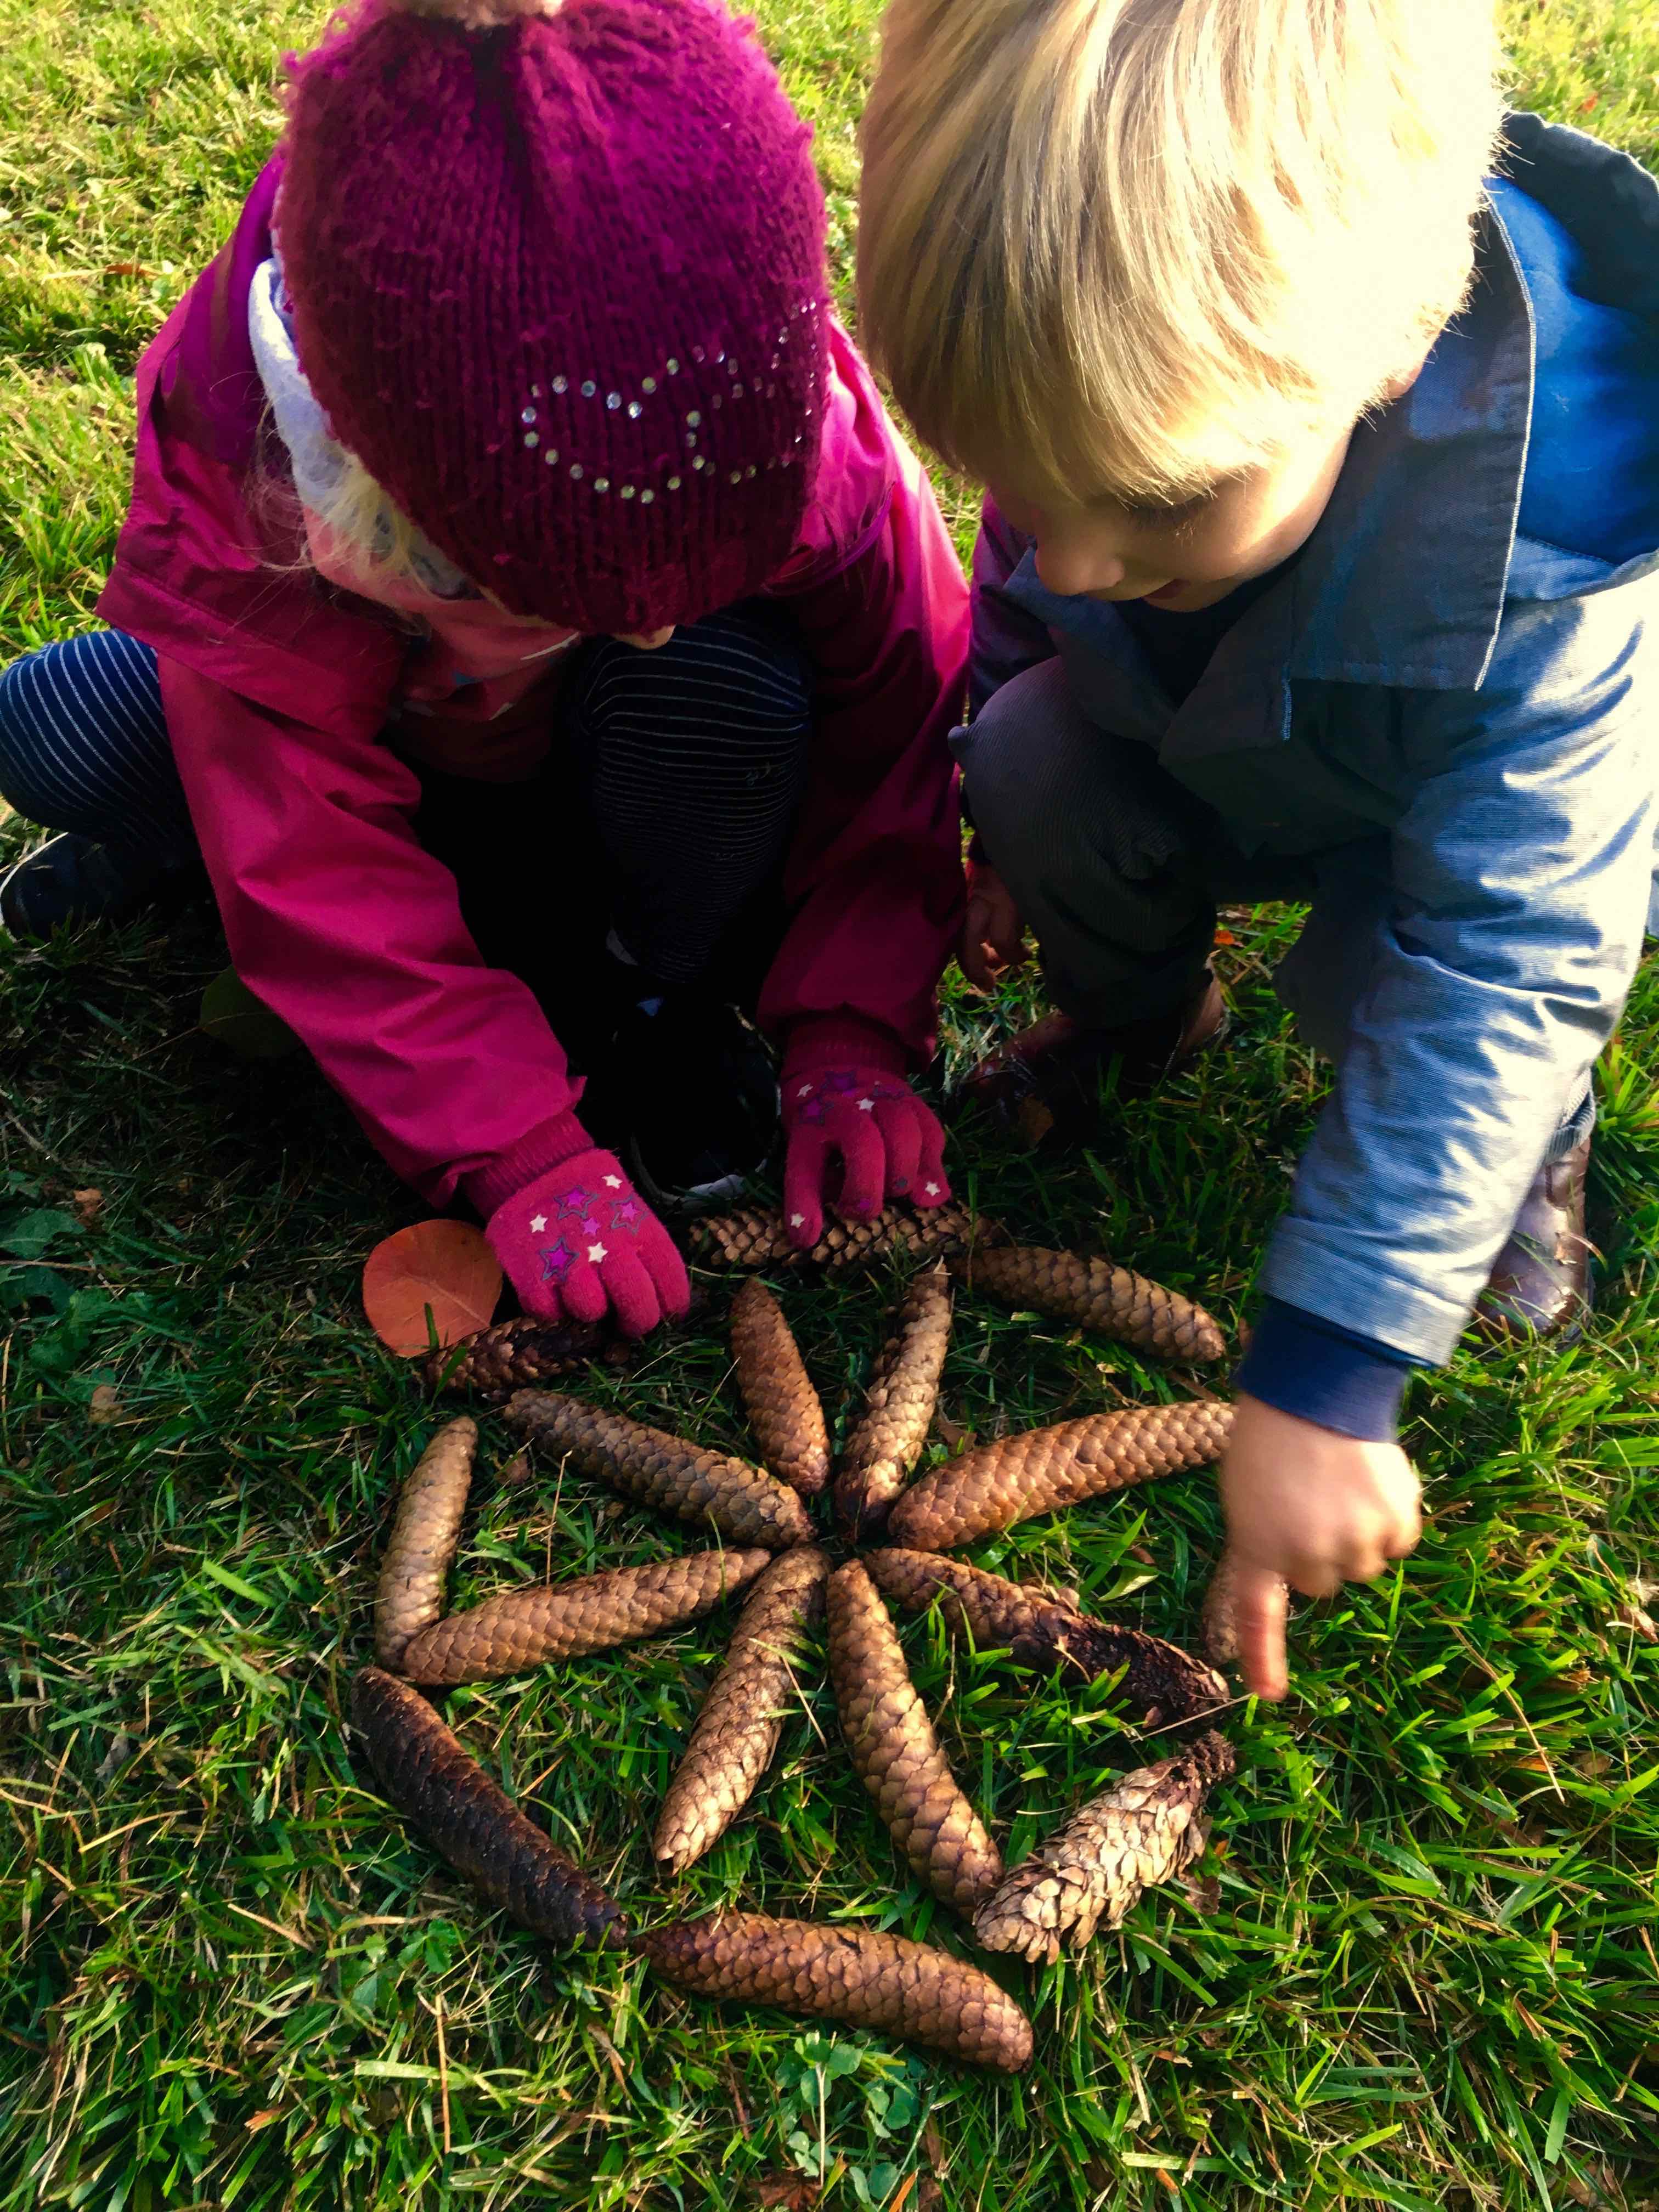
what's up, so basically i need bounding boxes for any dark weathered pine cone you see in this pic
[375,1416,476,1669]
[690,1203,1000,1272]
[834,1263,953,1539]
[885,1400,1234,1551]
[638,1911,1033,2072]
[504,1390,814,1550]
[947,1243,1227,1364]
[653,1547,831,1874]
[862,1549,1228,1724]
[351,1667,625,1950]
[826,1561,1002,1915]
[973,1732,1234,1962]
[399,1549,773,1686]
[729,1279,830,1497]
[425,1316,630,1398]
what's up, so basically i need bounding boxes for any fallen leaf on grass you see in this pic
[362,1220,503,1356]
[932,1410,975,1452]
[1611,1604,1657,1644]
[88,1384,122,1424]
[753,2177,820,2210]
[245,2108,286,2134]
[71,1188,104,1228]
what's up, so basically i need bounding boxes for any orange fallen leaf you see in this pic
[72,1187,104,1228]
[1213,927,1237,946]
[88,1383,123,1424]
[362,1220,503,1357]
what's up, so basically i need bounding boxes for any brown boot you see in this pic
[962,974,1228,1146]
[1476,1134,1594,1341]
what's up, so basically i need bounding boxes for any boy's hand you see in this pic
[961,856,1029,990]
[1219,1393,1421,1701]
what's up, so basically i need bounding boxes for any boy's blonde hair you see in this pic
[858,0,1506,506]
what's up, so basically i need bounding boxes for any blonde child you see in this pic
[858,0,1659,1696]
[0,0,968,1334]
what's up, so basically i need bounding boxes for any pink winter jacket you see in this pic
[97,163,968,1210]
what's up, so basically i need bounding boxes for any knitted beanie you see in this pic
[276,0,830,635]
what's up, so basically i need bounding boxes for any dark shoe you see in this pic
[1476,1135,1593,1341]
[585,991,780,1212]
[963,974,1228,1145]
[0,831,196,941]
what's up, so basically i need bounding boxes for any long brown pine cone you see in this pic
[426,1316,632,1398]
[729,1279,830,1497]
[352,1667,625,1950]
[653,1547,831,1874]
[690,1203,1000,1272]
[973,1731,1235,1963]
[947,1243,1227,1364]
[886,1399,1234,1552]
[825,1560,1002,1916]
[834,1263,952,1539]
[639,1912,1032,2072]
[505,1389,814,1550]
[375,1416,477,1669]
[400,1548,773,1686]
[862,1549,1228,1724]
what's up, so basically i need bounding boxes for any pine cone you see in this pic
[399,1548,773,1685]
[729,1279,830,1496]
[690,1203,998,1272]
[826,1560,1002,1915]
[351,1668,625,1950]
[638,1911,1032,2072]
[835,1263,953,1539]
[653,1547,831,1874]
[375,1416,477,1669]
[504,1390,814,1550]
[973,1732,1234,1962]
[426,1315,629,1398]
[947,1243,1226,1363]
[885,1399,1234,1551]
[862,1549,1228,1724]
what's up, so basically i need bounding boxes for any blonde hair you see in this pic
[857,0,1506,505]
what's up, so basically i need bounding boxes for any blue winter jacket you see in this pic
[969,114,1659,1364]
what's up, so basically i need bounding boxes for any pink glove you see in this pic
[781,1019,951,1249]
[485,1150,690,1339]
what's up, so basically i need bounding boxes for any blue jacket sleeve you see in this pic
[1261,584,1657,1362]
[968,498,1057,722]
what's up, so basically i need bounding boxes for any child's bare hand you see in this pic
[961,857,1029,990]
[1219,1393,1421,1701]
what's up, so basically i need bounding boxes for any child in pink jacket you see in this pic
[0,0,968,1339]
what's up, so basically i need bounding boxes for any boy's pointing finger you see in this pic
[1232,1559,1290,1702]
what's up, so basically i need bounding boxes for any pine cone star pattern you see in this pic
[362,1206,1238,2070]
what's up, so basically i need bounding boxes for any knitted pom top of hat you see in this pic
[276,0,830,637]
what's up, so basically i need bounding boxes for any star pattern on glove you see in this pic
[534,1182,650,1283]
[792,1067,912,1128]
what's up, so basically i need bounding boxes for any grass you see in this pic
[2,2,1657,2207]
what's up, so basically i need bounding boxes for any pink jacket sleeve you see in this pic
[160,658,589,1211]
[757,329,969,1068]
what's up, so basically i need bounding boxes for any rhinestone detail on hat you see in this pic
[515,305,820,495]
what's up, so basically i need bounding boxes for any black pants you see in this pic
[0,607,815,1041]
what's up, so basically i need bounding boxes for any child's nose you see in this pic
[1034,539,1126,599]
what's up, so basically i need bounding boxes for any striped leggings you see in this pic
[0,609,813,988]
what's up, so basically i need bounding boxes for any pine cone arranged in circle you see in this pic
[426,1314,630,1398]
[729,1278,831,1497]
[690,1201,1000,1271]
[834,1262,953,1538]
[947,1242,1227,1363]
[363,1218,1234,2070]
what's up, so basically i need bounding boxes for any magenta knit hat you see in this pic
[276,0,830,634]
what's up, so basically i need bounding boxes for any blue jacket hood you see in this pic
[1496,112,1659,573]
